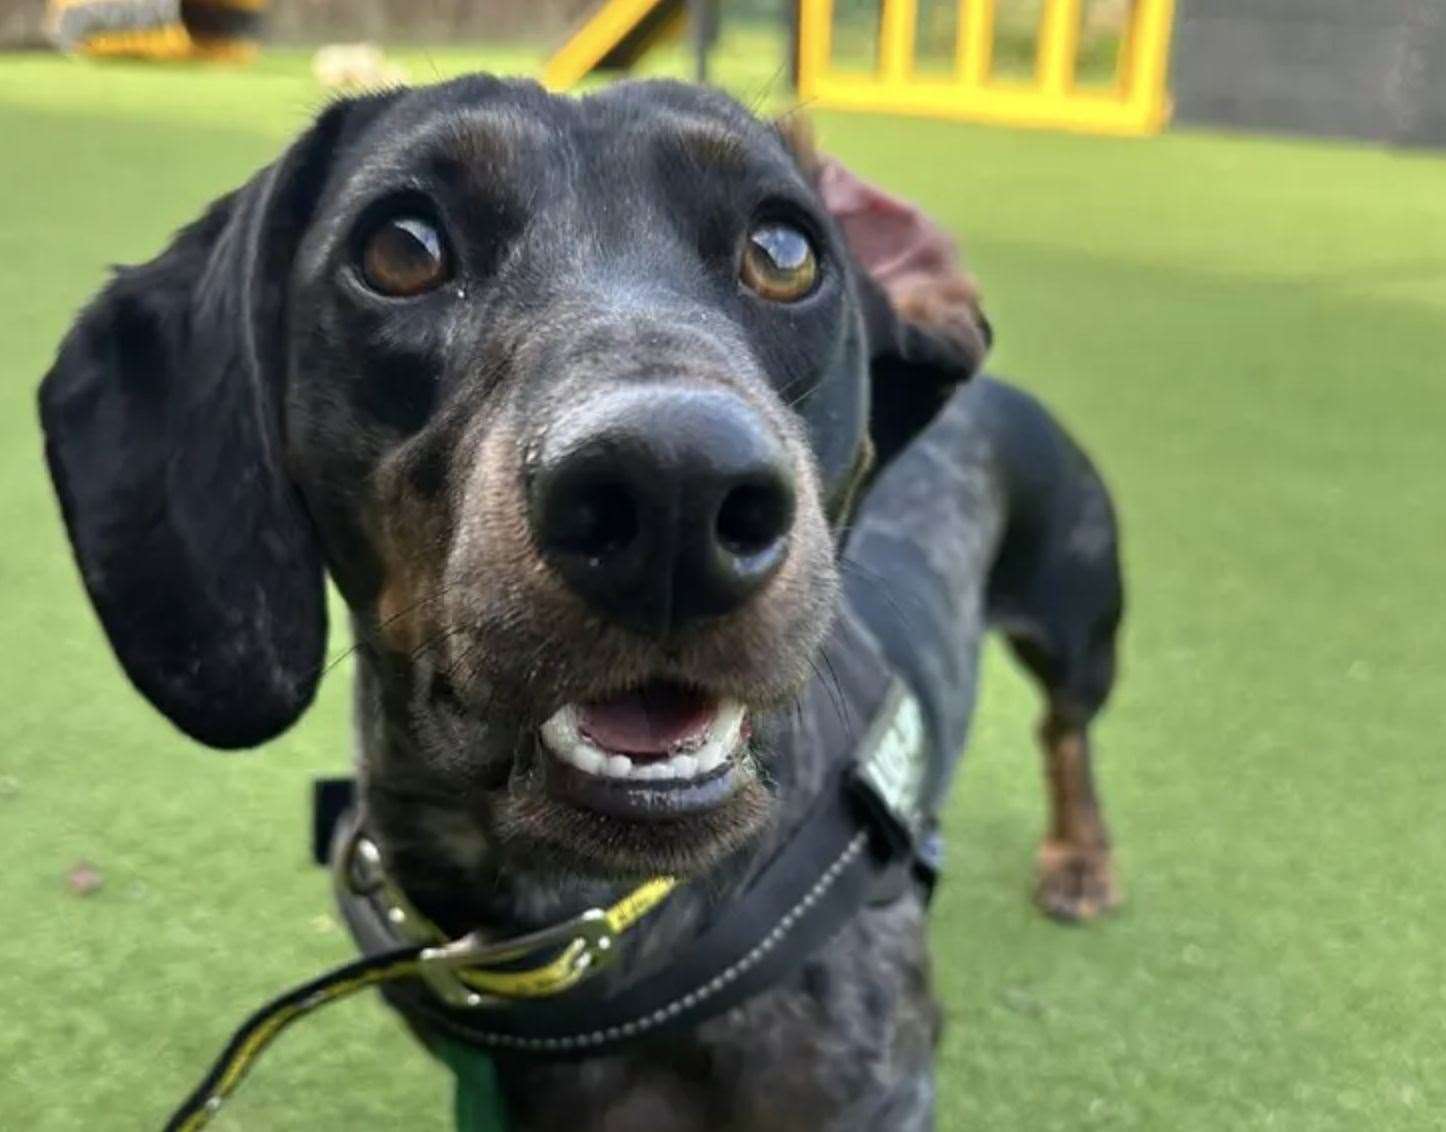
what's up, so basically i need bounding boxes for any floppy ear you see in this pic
[38,98,380,750]
[817,157,992,372]
[777,117,993,467]
[819,156,994,466]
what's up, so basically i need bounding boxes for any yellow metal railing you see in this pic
[797,0,1175,136]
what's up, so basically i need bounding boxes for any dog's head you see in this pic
[40,78,987,895]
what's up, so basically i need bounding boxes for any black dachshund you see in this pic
[40,77,1123,1131]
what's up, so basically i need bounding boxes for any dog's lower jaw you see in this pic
[491,763,775,882]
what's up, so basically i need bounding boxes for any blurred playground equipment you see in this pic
[545,0,1174,135]
[543,0,712,90]
[796,0,1173,134]
[48,0,266,61]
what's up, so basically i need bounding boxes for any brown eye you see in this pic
[740,222,817,302]
[360,215,449,297]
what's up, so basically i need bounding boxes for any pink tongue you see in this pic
[577,683,717,759]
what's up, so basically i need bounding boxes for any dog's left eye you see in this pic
[740,222,818,303]
[360,216,450,297]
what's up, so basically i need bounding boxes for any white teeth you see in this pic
[570,745,605,776]
[669,755,698,779]
[539,698,748,784]
[694,701,745,773]
[696,745,725,775]
[604,755,632,778]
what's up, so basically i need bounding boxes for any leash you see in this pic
[164,876,676,1131]
[165,945,424,1132]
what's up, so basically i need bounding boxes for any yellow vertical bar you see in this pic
[957,0,994,86]
[1113,0,1140,94]
[796,0,834,99]
[879,0,917,83]
[1121,0,1174,124]
[1037,0,1082,94]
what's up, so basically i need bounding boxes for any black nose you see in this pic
[529,388,796,635]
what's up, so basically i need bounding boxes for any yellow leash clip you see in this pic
[337,822,676,1008]
[434,876,678,1004]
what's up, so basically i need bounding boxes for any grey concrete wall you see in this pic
[1172,0,1446,147]
[262,0,595,44]
[1388,0,1446,146]
[0,0,595,47]
[0,0,47,47]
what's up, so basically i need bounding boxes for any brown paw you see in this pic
[1034,839,1121,923]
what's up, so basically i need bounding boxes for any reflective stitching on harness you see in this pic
[456,831,870,1052]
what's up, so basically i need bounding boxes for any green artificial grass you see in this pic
[2,41,1444,1132]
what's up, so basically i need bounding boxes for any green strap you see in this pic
[435,1037,511,1132]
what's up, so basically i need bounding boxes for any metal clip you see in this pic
[419,908,618,1009]
[334,818,618,1010]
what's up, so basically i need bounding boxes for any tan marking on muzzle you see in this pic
[371,454,454,656]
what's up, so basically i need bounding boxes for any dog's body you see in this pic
[40,77,1122,1131]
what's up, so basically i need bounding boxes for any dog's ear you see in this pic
[777,116,992,465]
[38,96,390,749]
[816,156,992,376]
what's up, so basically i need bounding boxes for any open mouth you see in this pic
[539,680,751,819]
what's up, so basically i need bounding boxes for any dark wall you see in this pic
[0,0,597,47]
[1172,0,1446,146]
[262,0,596,44]
[0,0,47,47]
[1391,1,1446,146]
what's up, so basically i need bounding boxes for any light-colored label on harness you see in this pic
[855,681,928,837]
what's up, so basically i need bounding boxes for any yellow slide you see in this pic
[542,0,688,90]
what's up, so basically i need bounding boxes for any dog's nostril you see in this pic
[546,480,639,558]
[716,480,792,558]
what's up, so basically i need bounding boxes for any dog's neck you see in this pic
[350,607,894,952]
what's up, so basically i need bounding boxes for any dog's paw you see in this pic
[1034,839,1121,923]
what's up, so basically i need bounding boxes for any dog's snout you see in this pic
[530,389,795,635]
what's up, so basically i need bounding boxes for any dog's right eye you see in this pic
[740,222,818,303]
[360,216,450,297]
